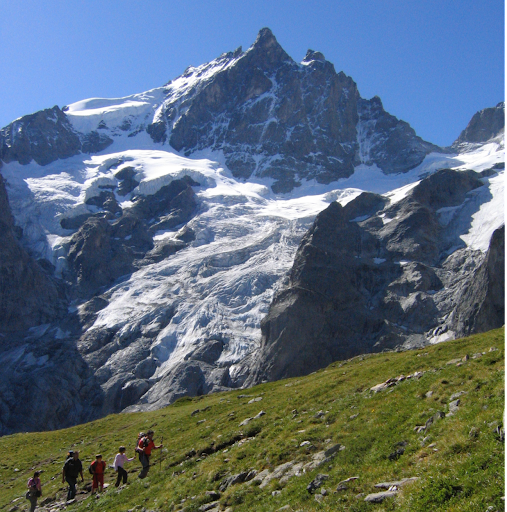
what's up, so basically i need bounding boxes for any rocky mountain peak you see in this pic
[254,27,276,46]
[244,27,292,69]
[453,102,505,146]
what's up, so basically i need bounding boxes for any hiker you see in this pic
[90,454,106,494]
[137,429,163,478]
[62,450,84,501]
[114,446,135,487]
[26,471,42,512]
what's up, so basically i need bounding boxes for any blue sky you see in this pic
[0,0,504,146]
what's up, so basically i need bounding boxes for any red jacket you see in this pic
[91,460,106,474]
[138,438,156,456]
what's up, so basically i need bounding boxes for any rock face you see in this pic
[454,102,505,146]
[0,106,113,167]
[66,175,198,297]
[357,97,440,173]
[146,28,437,193]
[451,225,505,336]
[0,175,65,331]
[243,168,504,384]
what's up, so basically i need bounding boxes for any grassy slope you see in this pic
[1,328,504,512]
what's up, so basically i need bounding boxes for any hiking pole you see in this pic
[160,436,163,471]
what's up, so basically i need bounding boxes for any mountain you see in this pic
[453,102,505,147]
[0,29,504,435]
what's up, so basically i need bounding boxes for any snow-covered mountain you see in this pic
[0,29,503,434]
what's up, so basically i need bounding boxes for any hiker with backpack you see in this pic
[90,454,106,494]
[26,471,42,512]
[136,429,163,479]
[62,451,84,501]
[113,446,135,487]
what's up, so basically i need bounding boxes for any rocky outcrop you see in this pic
[451,225,505,336]
[123,359,232,413]
[243,168,499,384]
[356,97,440,173]
[66,175,199,297]
[454,102,505,146]
[0,175,65,332]
[0,106,113,167]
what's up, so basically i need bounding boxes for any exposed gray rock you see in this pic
[115,166,140,196]
[65,175,199,297]
[0,31,503,436]
[123,359,232,413]
[242,169,501,385]
[448,399,460,415]
[0,175,66,332]
[450,225,504,336]
[219,471,250,492]
[307,473,328,493]
[454,102,505,146]
[0,106,113,167]
[357,96,440,173]
[148,28,436,193]
[364,491,398,503]
[374,477,419,489]
[66,213,153,296]
[0,106,81,166]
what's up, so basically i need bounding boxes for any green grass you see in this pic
[1,328,504,511]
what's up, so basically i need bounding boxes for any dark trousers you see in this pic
[66,476,77,500]
[28,493,38,512]
[138,452,150,479]
[115,466,128,486]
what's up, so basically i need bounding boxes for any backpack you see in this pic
[136,432,149,452]
[88,463,94,475]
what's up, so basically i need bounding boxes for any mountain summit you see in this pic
[2,28,438,193]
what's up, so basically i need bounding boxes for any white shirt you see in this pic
[114,453,134,470]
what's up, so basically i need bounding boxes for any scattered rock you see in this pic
[219,471,249,492]
[416,411,446,432]
[448,399,460,415]
[248,397,263,404]
[370,379,397,393]
[307,473,329,493]
[205,491,220,501]
[199,501,220,512]
[388,447,405,460]
[364,491,398,503]
[337,476,359,491]
[324,444,343,458]
[449,391,466,401]
[374,477,419,489]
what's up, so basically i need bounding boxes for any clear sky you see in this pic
[0,0,504,146]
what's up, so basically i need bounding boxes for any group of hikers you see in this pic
[26,430,163,510]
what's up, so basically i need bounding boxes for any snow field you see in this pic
[0,135,503,382]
